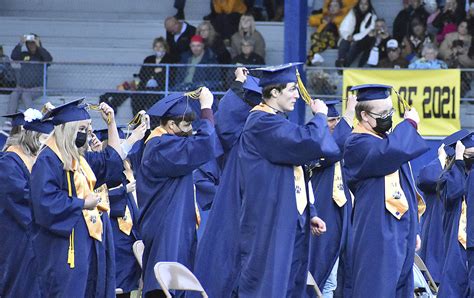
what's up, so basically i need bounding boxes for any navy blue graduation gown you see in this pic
[417,158,444,283]
[343,120,429,297]
[466,168,474,295]
[237,109,340,297]
[193,88,253,298]
[437,160,469,297]
[30,146,122,297]
[0,152,40,297]
[108,175,141,293]
[136,120,217,295]
[307,119,352,296]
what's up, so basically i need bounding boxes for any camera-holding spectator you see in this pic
[231,14,266,60]
[365,18,392,66]
[377,39,409,68]
[165,16,197,62]
[232,38,265,65]
[401,17,434,62]
[208,0,247,40]
[432,0,466,43]
[174,35,219,91]
[8,33,53,114]
[0,45,16,95]
[307,0,346,65]
[336,0,377,67]
[408,43,448,69]
[196,21,231,64]
[392,0,430,42]
[439,19,472,62]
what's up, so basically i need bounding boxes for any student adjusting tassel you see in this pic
[295,69,313,105]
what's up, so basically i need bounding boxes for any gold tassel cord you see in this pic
[392,89,411,111]
[296,69,312,105]
[87,104,111,124]
[66,171,75,268]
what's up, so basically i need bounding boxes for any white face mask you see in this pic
[155,50,166,58]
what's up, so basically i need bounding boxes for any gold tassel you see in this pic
[68,229,75,268]
[87,104,111,124]
[184,87,203,99]
[392,89,411,110]
[295,69,312,105]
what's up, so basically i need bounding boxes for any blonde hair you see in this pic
[238,14,256,37]
[2,128,43,156]
[197,21,217,45]
[53,121,81,171]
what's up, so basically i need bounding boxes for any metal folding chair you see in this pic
[307,271,323,298]
[153,262,208,298]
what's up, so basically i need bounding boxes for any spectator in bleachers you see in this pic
[8,34,52,114]
[174,35,219,91]
[232,38,265,65]
[401,17,434,62]
[365,18,392,66]
[207,0,247,40]
[231,14,266,60]
[336,0,377,67]
[0,45,16,95]
[439,19,472,60]
[132,37,178,115]
[165,16,196,62]
[307,0,346,65]
[393,0,430,42]
[377,39,409,68]
[432,0,466,43]
[196,21,232,64]
[408,43,448,68]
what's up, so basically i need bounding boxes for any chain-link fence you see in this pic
[0,61,473,127]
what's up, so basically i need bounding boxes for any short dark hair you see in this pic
[355,101,372,122]
[262,83,288,100]
[159,112,196,126]
[153,37,169,52]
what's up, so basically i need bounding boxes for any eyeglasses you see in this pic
[367,108,395,119]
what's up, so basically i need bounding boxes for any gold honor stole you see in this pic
[114,159,135,236]
[46,137,104,268]
[146,126,201,227]
[6,145,35,173]
[353,124,409,220]
[333,162,347,207]
[251,104,316,215]
[459,198,467,249]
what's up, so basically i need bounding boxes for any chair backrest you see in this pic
[306,271,323,298]
[133,240,145,269]
[154,262,208,298]
[414,254,438,294]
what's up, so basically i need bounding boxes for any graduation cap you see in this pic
[443,129,474,154]
[350,84,392,102]
[325,99,341,118]
[254,63,303,87]
[23,119,54,134]
[243,75,263,106]
[147,93,195,118]
[2,111,25,127]
[94,125,127,141]
[42,98,91,125]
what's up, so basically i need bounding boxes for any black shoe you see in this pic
[175,9,185,20]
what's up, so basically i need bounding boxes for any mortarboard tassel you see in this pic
[296,69,312,106]
[184,87,203,99]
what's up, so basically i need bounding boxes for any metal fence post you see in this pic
[165,64,170,96]
[43,62,47,99]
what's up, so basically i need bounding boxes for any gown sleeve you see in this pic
[30,151,84,237]
[85,145,123,187]
[416,158,443,194]
[438,160,466,206]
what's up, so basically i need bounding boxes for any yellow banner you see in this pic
[342,69,461,136]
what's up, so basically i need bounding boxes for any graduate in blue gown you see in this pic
[1,111,26,151]
[466,143,474,295]
[237,63,340,297]
[136,88,218,297]
[343,84,429,297]
[417,144,449,284]
[0,109,53,297]
[95,126,144,296]
[30,99,124,297]
[306,97,356,298]
[193,68,262,298]
[437,130,474,297]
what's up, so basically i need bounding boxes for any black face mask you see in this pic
[75,131,88,148]
[372,116,393,134]
[464,156,474,169]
